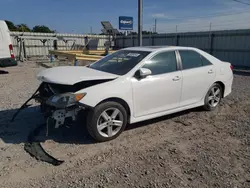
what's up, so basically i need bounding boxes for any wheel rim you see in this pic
[208,86,221,107]
[97,108,124,138]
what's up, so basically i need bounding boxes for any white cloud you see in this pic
[151,13,173,19]
[144,5,157,10]
[145,7,250,33]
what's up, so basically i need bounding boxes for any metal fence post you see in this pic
[23,40,27,59]
[123,36,125,48]
[74,58,78,66]
[176,35,179,46]
[209,33,214,55]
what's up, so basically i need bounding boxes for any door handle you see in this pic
[173,76,181,81]
[208,69,214,74]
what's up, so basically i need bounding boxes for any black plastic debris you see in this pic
[0,70,9,74]
[11,84,41,122]
[12,83,64,166]
[24,123,64,166]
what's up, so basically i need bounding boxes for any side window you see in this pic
[179,50,203,70]
[142,51,177,75]
[201,56,212,66]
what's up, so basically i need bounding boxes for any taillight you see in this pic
[9,44,15,59]
[230,64,233,71]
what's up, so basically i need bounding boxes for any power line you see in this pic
[158,8,250,20]
[232,0,250,6]
[160,20,250,33]
[174,19,249,27]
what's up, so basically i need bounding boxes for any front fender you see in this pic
[76,77,134,113]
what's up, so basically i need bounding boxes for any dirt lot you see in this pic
[0,63,249,188]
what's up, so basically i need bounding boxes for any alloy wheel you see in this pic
[97,108,124,138]
[208,86,221,107]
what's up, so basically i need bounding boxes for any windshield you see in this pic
[89,50,151,75]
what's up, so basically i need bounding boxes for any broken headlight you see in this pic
[46,93,86,108]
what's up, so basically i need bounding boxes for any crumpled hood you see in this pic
[37,66,118,85]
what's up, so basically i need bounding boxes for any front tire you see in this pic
[87,101,127,142]
[203,83,222,111]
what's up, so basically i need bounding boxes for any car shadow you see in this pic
[126,107,201,131]
[0,105,201,145]
[233,70,250,76]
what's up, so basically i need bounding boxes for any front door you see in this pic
[131,51,182,117]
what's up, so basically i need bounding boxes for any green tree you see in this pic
[32,25,55,33]
[142,30,157,35]
[5,20,17,31]
[16,24,31,32]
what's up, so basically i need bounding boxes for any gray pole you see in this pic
[138,0,142,46]
[155,19,157,33]
[175,25,178,46]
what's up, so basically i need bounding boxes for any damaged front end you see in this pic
[12,82,87,128]
[12,79,112,165]
[35,79,111,128]
[39,86,86,128]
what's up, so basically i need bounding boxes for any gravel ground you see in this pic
[0,62,249,188]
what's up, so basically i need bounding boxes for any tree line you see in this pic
[5,20,157,35]
[115,31,158,36]
[99,31,157,36]
[5,20,55,33]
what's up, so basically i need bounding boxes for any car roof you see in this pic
[124,46,198,52]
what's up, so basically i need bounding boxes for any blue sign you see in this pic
[119,16,133,30]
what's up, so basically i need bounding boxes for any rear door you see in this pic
[178,50,216,106]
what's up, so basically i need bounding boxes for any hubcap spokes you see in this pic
[208,87,221,107]
[97,108,123,138]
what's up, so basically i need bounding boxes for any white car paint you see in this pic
[37,46,233,124]
[0,21,12,58]
[37,66,118,85]
[180,65,216,106]
[131,69,182,117]
[0,20,16,67]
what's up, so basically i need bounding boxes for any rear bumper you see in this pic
[0,57,17,67]
[223,74,233,97]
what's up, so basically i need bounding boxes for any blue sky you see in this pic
[1,0,250,33]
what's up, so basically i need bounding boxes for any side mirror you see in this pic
[135,68,152,79]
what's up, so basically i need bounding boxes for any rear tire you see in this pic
[203,83,222,111]
[87,101,127,142]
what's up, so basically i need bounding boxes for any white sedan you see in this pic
[37,46,233,142]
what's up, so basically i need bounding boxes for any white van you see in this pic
[0,20,17,67]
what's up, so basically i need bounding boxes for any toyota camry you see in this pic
[19,46,233,142]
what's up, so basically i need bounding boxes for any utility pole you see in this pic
[209,22,212,54]
[138,0,143,46]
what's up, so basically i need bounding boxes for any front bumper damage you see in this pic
[12,83,83,129]
[11,83,84,166]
